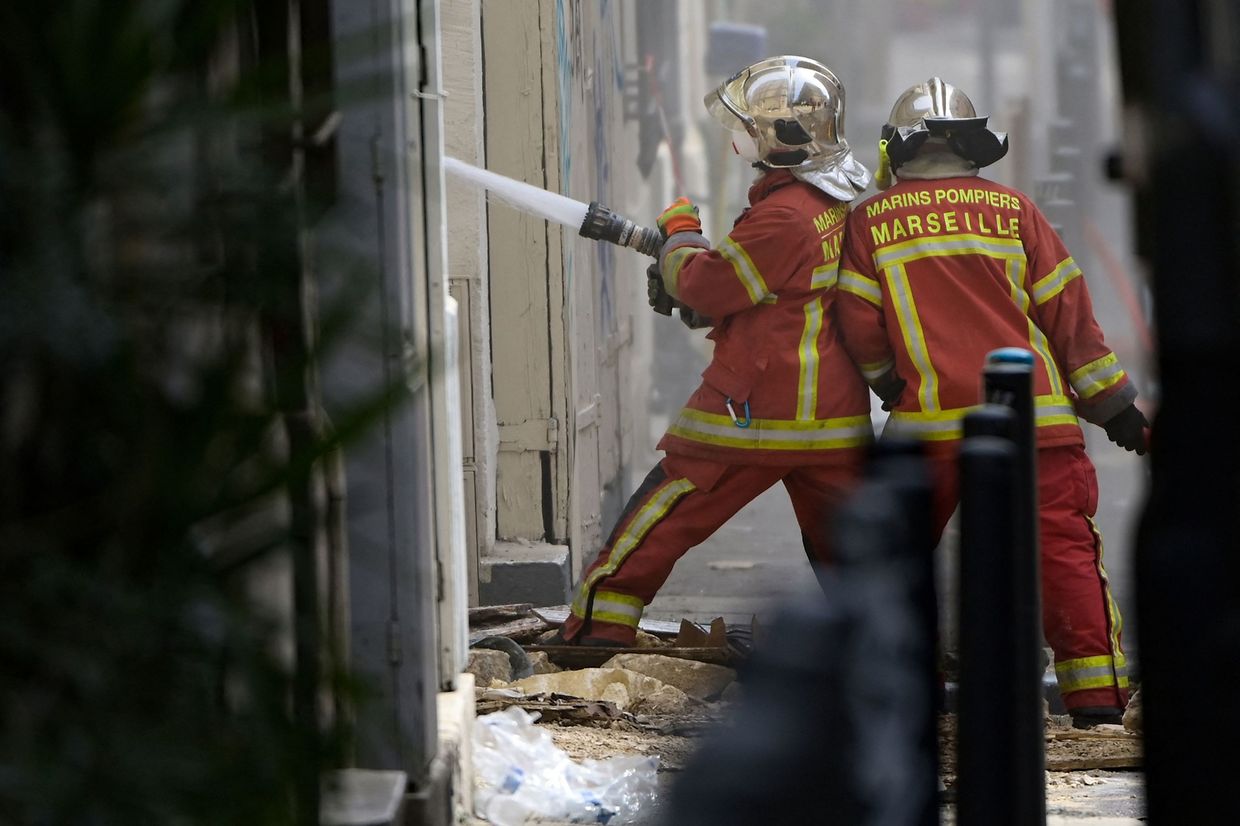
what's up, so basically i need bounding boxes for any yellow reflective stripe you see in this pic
[860,358,895,381]
[874,233,1025,270]
[839,268,882,306]
[1055,653,1130,694]
[1069,353,1126,400]
[572,585,644,617]
[719,236,769,304]
[663,245,704,299]
[760,294,779,305]
[885,395,1080,440]
[1007,258,1066,397]
[883,406,978,441]
[667,410,872,450]
[587,590,644,628]
[583,478,696,592]
[1089,516,1126,669]
[796,297,824,420]
[1032,256,1082,305]
[886,264,940,410]
[811,260,839,290]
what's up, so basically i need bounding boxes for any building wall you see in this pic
[442,0,698,594]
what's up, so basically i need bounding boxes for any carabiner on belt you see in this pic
[725,397,751,429]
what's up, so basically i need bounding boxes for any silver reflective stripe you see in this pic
[839,268,882,306]
[1032,257,1082,304]
[669,414,872,448]
[719,237,769,303]
[796,298,824,420]
[811,260,839,290]
[875,234,1024,269]
[860,359,895,381]
[884,416,965,439]
[1031,396,1081,421]
[1071,358,1124,398]
[591,595,643,623]
[886,264,939,410]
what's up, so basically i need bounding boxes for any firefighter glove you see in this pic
[646,261,674,316]
[1103,403,1149,455]
[657,197,702,237]
[872,369,907,412]
[679,307,714,330]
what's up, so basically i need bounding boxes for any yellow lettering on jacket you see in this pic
[821,233,842,261]
[870,211,1022,245]
[812,202,850,233]
[865,190,933,219]
[934,187,1022,211]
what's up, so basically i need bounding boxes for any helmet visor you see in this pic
[705,70,756,134]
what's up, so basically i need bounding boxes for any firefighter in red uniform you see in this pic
[836,78,1148,726]
[559,56,874,647]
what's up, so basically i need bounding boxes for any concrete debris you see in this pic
[1122,688,1142,733]
[471,635,533,679]
[466,649,513,685]
[601,653,737,701]
[505,667,694,714]
[527,651,562,674]
[634,630,669,648]
[721,682,744,703]
[474,688,629,724]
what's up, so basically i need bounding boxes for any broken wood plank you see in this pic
[533,606,684,637]
[469,603,535,624]
[525,644,734,669]
[468,616,550,646]
[474,691,632,725]
[1046,729,1141,742]
[1045,755,1142,771]
[674,617,728,649]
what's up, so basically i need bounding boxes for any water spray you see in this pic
[445,157,689,316]
[444,157,661,258]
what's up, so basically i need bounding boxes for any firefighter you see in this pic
[559,56,874,647]
[836,78,1147,726]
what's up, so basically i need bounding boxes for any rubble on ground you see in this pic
[601,653,736,701]
[1122,688,1142,733]
[468,602,1145,815]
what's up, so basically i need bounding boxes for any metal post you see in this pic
[978,348,1045,824]
[868,439,939,826]
[957,427,1023,826]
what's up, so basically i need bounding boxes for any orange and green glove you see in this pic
[656,197,702,237]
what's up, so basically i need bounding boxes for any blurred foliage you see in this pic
[0,1,388,823]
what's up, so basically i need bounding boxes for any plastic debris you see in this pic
[473,706,659,825]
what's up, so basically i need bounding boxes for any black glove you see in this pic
[1103,403,1149,455]
[646,261,674,316]
[872,370,907,412]
[678,307,713,330]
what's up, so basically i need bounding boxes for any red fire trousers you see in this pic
[925,441,1129,712]
[561,451,864,646]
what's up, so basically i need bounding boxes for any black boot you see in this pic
[1070,705,1124,729]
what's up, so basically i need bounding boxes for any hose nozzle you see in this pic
[579,201,662,258]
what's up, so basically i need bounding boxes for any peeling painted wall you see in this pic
[442,0,693,590]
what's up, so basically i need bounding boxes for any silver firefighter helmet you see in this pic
[705,55,871,200]
[876,77,1009,188]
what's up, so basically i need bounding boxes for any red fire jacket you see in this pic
[655,169,872,465]
[836,175,1136,445]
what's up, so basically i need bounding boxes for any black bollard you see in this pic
[975,347,1045,825]
[956,431,1028,826]
[867,439,939,826]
